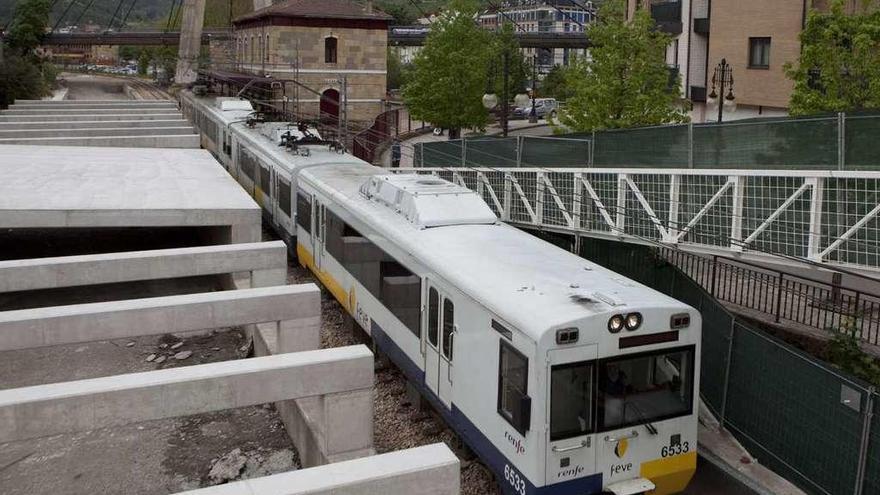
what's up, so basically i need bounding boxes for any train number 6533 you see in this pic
[504,464,526,495]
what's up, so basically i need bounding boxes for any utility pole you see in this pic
[529,53,538,124]
[502,50,509,137]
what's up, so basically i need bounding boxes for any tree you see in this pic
[541,63,574,101]
[0,55,46,108]
[4,0,52,55]
[402,0,493,138]
[786,0,880,115]
[387,47,410,91]
[488,22,528,99]
[558,0,688,132]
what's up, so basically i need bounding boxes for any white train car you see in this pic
[181,90,702,495]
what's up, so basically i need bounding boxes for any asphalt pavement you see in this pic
[683,456,760,495]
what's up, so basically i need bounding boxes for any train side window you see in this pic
[279,179,291,217]
[239,149,255,180]
[428,288,439,347]
[498,341,531,435]
[296,193,311,234]
[442,299,454,360]
[259,163,271,197]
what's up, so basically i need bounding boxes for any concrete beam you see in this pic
[10,103,177,110]
[0,134,200,148]
[0,126,196,139]
[0,113,185,122]
[1,108,180,115]
[0,241,287,293]
[0,119,190,130]
[171,444,461,495]
[0,284,320,352]
[11,99,176,105]
[0,345,373,443]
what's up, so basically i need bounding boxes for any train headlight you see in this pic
[608,315,625,333]
[625,313,642,331]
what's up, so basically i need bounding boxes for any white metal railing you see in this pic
[393,167,880,274]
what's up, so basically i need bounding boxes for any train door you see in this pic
[437,296,455,408]
[545,345,598,486]
[423,284,442,403]
[312,200,325,271]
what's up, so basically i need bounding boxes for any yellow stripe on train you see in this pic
[296,242,353,314]
[640,451,697,495]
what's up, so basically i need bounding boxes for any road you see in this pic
[62,73,130,100]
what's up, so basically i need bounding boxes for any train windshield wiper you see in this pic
[624,400,659,435]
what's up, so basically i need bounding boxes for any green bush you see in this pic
[826,325,880,386]
[0,55,46,108]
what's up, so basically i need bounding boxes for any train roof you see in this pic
[302,164,689,341]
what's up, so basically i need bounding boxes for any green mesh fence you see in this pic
[864,399,880,495]
[693,117,838,169]
[567,236,876,495]
[415,112,880,170]
[593,124,689,167]
[845,114,880,170]
[520,136,591,167]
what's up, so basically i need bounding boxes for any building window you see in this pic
[265,34,270,62]
[325,36,338,64]
[748,37,771,69]
[498,340,531,435]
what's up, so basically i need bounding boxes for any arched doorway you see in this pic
[320,88,339,125]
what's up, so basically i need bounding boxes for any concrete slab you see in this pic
[0,113,186,122]
[0,126,196,138]
[0,284,321,351]
[0,145,259,229]
[0,134,201,148]
[1,108,180,115]
[171,443,460,495]
[0,345,374,442]
[13,99,176,105]
[10,103,178,110]
[0,119,190,130]
[0,241,287,293]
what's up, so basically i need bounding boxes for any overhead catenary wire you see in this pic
[116,0,138,31]
[51,0,80,32]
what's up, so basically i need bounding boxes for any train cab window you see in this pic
[598,346,695,432]
[279,179,292,217]
[498,341,530,434]
[442,299,454,360]
[296,193,311,234]
[428,288,439,347]
[550,361,594,441]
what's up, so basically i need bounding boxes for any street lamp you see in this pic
[708,58,735,123]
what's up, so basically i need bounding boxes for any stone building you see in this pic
[232,0,392,124]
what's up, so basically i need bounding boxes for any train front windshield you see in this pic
[598,347,695,431]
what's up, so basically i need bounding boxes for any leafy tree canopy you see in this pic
[558,0,687,132]
[5,0,52,55]
[786,0,880,115]
[402,0,492,136]
[541,63,574,101]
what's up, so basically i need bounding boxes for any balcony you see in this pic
[694,17,710,35]
[651,0,683,35]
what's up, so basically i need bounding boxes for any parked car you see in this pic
[513,98,558,119]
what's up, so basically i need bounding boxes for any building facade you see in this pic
[478,0,597,71]
[232,0,392,124]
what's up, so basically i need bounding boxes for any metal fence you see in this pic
[536,234,878,495]
[415,112,880,170]
[662,250,880,345]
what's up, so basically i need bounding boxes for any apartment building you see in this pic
[632,0,870,122]
[478,0,598,70]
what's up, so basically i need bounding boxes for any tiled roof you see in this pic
[234,0,393,23]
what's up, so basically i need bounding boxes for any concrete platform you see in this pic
[0,126,196,139]
[2,108,180,115]
[0,145,259,241]
[0,241,287,293]
[0,284,321,352]
[0,119,190,130]
[0,113,186,122]
[0,134,200,148]
[0,345,373,443]
[12,99,176,106]
[172,444,460,495]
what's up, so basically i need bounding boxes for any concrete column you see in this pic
[277,315,321,354]
[252,267,287,288]
[175,0,208,85]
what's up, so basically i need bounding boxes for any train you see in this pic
[180,89,702,495]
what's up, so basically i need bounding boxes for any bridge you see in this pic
[37,29,232,46]
[31,26,590,50]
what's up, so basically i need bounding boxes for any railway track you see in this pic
[124,77,172,100]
